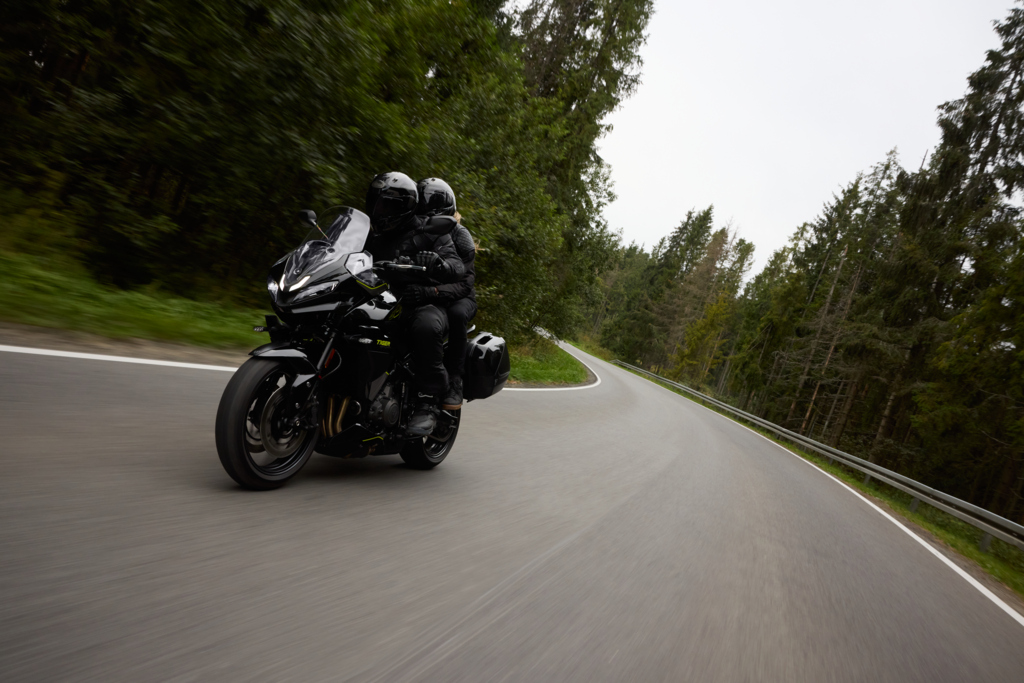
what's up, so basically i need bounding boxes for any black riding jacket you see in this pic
[434,224,476,304]
[365,216,464,288]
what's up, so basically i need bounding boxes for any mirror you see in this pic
[420,215,457,235]
[299,210,317,227]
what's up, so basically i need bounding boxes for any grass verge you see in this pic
[3,250,590,386]
[618,364,1024,601]
[509,337,589,385]
[566,334,614,361]
[2,251,267,348]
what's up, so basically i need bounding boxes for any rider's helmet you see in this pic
[416,177,457,217]
[365,172,418,233]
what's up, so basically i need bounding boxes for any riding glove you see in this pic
[403,284,436,306]
[413,251,441,272]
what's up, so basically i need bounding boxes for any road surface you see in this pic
[1,344,1022,681]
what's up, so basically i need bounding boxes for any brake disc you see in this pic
[259,388,307,461]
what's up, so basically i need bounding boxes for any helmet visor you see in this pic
[369,192,414,231]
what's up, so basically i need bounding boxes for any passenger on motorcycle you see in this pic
[412,177,476,411]
[364,172,464,437]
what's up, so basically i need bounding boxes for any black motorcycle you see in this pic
[215,206,509,490]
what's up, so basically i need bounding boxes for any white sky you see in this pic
[598,0,1014,272]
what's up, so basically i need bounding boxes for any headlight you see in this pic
[289,275,311,291]
[291,280,337,303]
[267,275,280,301]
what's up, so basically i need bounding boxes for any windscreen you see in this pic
[282,207,371,288]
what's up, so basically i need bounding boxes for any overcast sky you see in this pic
[598,0,1014,273]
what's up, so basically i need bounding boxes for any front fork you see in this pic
[283,328,340,431]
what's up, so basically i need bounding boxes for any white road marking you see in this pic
[0,343,603,390]
[0,345,237,372]
[611,361,1024,630]
[504,346,602,392]
[784,446,1024,630]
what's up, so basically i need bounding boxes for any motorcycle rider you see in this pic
[364,172,464,437]
[409,177,476,410]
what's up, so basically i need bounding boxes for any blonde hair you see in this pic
[452,211,480,252]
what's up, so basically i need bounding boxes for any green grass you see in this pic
[509,337,589,385]
[621,365,1024,600]
[567,333,614,361]
[2,250,592,386]
[1,250,268,349]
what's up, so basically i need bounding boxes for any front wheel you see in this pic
[215,358,318,490]
[400,409,461,469]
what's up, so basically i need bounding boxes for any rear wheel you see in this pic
[400,409,461,469]
[215,358,318,490]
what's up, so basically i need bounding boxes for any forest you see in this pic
[2,2,1022,521]
[592,7,1024,523]
[0,0,652,340]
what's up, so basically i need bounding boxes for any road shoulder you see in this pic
[0,321,249,367]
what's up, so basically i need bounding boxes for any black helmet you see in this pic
[416,177,457,217]
[365,172,418,232]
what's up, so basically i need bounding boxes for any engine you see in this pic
[368,382,401,427]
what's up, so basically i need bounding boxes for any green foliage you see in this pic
[568,334,614,361]
[0,250,267,348]
[515,0,655,337]
[509,337,589,385]
[671,292,731,386]
[0,0,654,342]
[597,206,755,371]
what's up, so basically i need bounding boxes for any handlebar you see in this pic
[374,261,427,272]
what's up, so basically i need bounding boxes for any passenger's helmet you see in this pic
[416,177,457,217]
[365,172,418,233]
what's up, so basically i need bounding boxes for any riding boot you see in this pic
[441,376,464,410]
[406,393,440,436]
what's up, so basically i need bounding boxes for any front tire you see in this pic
[400,409,461,469]
[216,358,318,490]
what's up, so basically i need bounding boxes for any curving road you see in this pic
[1,344,1022,682]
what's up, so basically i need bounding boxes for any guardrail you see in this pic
[612,360,1024,553]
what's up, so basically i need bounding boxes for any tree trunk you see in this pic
[870,387,899,464]
[742,388,755,412]
[786,246,848,424]
[699,328,724,385]
[800,260,861,433]
[1011,462,1024,524]
[992,454,1021,519]
[716,355,731,394]
[800,381,823,435]
[821,379,845,439]
[830,376,859,448]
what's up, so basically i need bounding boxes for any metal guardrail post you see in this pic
[611,360,1024,554]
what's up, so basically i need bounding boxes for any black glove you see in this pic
[433,258,457,281]
[412,251,441,273]
[403,284,435,306]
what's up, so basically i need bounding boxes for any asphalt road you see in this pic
[1,345,1022,682]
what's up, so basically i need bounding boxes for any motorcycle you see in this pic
[215,206,509,490]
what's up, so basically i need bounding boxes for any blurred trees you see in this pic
[590,7,1024,521]
[0,0,653,340]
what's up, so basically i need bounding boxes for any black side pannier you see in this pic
[463,332,510,400]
